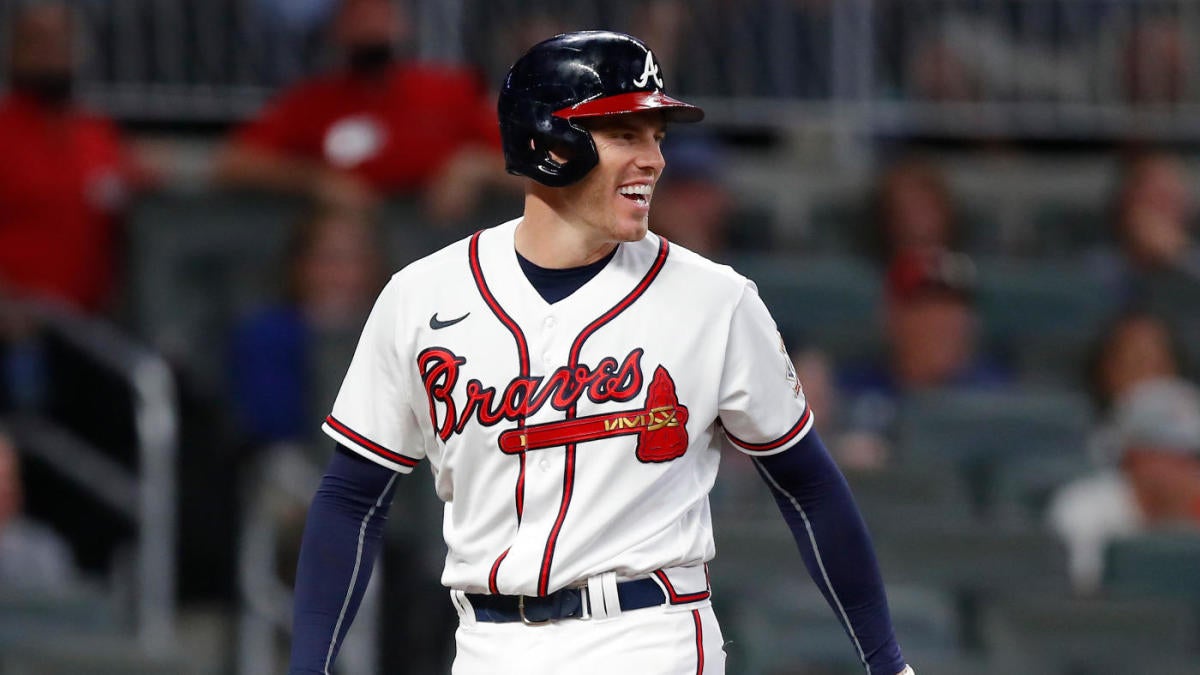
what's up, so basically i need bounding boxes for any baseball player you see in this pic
[289,31,914,675]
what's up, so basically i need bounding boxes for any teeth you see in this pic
[618,184,652,196]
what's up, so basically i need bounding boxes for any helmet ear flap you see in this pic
[528,117,599,188]
[501,97,599,188]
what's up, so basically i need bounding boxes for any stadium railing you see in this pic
[5,300,178,656]
[3,0,1199,141]
[236,443,380,675]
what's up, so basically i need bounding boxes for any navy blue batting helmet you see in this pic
[498,31,704,188]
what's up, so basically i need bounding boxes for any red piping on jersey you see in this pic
[325,415,419,468]
[470,230,531,593]
[487,549,510,595]
[724,405,812,453]
[653,569,711,604]
[537,236,670,597]
[692,609,705,675]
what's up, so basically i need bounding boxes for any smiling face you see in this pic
[542,111,668,247]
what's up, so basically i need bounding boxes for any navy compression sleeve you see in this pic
[289,446,399,674]
[753,430,905,675]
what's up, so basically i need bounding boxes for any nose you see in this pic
[637,139,666,175]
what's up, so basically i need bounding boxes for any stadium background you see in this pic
[1,0,1200,673]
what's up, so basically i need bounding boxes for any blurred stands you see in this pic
[118,163,1200,673]
[5,0,1200,673]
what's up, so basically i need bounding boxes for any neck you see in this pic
[515,189,618,268]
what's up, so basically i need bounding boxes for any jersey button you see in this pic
[539,458,551,471]
[544,316,557,329]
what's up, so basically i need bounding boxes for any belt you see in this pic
[466,577,666,624]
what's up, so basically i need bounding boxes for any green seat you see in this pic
[730,583,960,675]
[983,453,1093,523]
[0,636,189,675]
[0,588,117,644]
[719,253,883,360]
[844,462,971,512]
[844,463,980,536]
[1029,202,1108,256]
[897,389,1091,502]
[808,196,866,253]
[981,595,1198,673]
[1144,271,1200,322]
[1104,531,1200,603]
[876,525,1069,594]
[974,258,1112,346]
[1010,332,1095,387]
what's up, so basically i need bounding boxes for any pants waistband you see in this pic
[463,577,666,624]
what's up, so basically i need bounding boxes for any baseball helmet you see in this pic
[498,30,704,188]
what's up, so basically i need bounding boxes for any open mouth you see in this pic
[618,184,652,207]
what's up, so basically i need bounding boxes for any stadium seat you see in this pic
[973,258,1113,347]
[0,588,117,644]
[896,389,1092,504]
[981,453,1094,523]
[724,580,961,675]
[718,253,884,360]
[981,595,1198,674]
[0,635,189,675]
[843,462,980,535]
[1103,531,1200,603]
[1029,201,1109,257]
[1009,333,1095,387]
[875,525,1070,595]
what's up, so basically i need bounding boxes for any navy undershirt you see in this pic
[288,251,905,674]
[515,245,619,304]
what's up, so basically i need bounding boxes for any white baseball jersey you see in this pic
[322,217,812,599]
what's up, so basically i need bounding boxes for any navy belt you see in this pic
[466,577,666,624]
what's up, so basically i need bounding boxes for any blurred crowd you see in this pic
[1,0,1200,672]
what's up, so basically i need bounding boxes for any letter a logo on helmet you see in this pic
[632,50,663,89]
[498,31,704,188]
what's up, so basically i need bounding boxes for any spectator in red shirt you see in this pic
[214,0,509,222]
[0,2,138,314]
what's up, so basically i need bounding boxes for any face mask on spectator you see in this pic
[347,42,394,77]
[10,70,74,106]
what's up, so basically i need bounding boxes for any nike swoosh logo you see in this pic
[430,312,470,330]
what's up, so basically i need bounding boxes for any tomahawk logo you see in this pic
[498,366,690,464]
[633,50,663,89]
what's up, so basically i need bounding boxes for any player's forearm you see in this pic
[289,446,399,674]
[753,431,906,675]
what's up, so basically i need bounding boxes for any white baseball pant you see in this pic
[451,599,726,674]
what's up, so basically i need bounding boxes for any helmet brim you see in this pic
[552,91,705,123]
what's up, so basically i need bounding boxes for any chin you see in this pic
[615,217,650,242]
